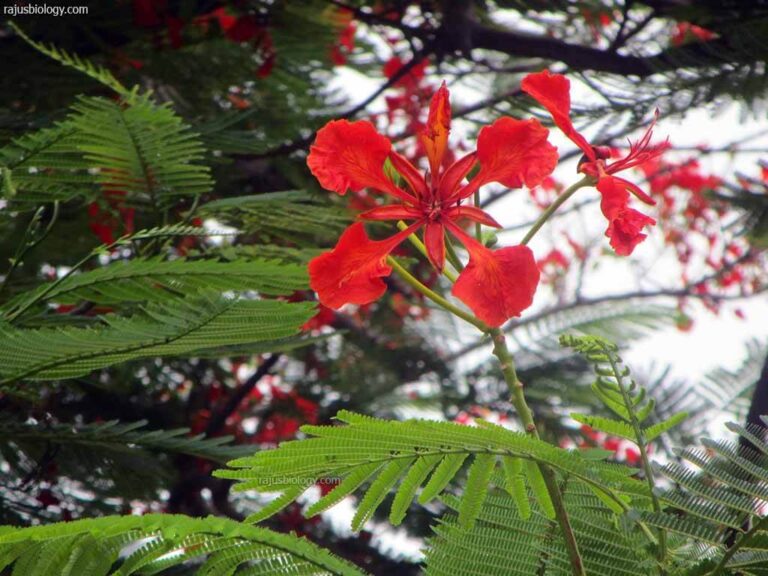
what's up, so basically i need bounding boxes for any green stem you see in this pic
[0,201,59,299]
[4,247,101,323]
[387,256,486,331]
[159,194,201,253]
[520,176,593,246]
[606,347,667,573]
[444,235,465,273]
[490,328,586,576]
[707,512,768,575]
[396,221,460,282]
[474,190,482,241]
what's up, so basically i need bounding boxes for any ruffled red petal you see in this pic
[422,82,451,178]
[605,208,656,256]
[521,71,594,160]
[447,223,540,327]
[458,117,557,200]
[308,222,421,308]
[597,177,655,256]
[308,120,412,202]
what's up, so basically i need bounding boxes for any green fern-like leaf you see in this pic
[0,121,97,204]
[352,459,410,531]
[0,514,367,576]
[69,95,213,208]
[390,454,442,525]
[640,419,768,572]
[561,334,687,447]
[0,418,252,463]
[215,410,647,530]
[458,453,496,530]
[200,190,351,245]
[501,456,531,520]
[10,22,129,96]
[0,293,314,386]
[427,481,650,575]
[524,460,556,520]
[5,257,308,310]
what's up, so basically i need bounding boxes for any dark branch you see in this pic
[469,22,749,78]
[205,354,281,437]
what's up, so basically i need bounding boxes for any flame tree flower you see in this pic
[521,70,663,256]
[306,82,558,327]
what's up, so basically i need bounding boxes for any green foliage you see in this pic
[0,120,98,204]
[3,3,768,574]
[656,418,768,536]
[216,410,647,531]
[561,334,687,446]
[199,191,351,247]
[9,22,129,96]
[518,302,677,354]
[0,293,314,387]
[69,94,213,208]
[1,418,252,464]
[1,92,212,209]
[426,481,650,576]
[0,514,367,576]
[5,257,308,311]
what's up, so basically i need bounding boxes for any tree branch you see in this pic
[205,354,281,437]
[469,21,752,78]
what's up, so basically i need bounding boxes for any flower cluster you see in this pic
[306,72,663,327]
[329,8,357,65]
[521,70,662,256]
[639,153,762,322]
[132,2,275,76]
[307,83,555,326]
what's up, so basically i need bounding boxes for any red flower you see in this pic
[671,23,716,47]
[331,20,356,65]
[87,188,135,245]
[307,83,556,326]
[597,176,656,255]
[382,56,429,88]
[521,70,662,255]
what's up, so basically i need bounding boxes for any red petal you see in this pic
[424,222,446,271]
[597,176,629,220]
[225,16,259,42]
[447,223,540,327]
[359,205,422,221]
[444,206,502,228]
[521,71,594,160]
[459,118,557,199]
[309,222,421,308]
[389,151,428,198]
[421,82,451,178]
[597,177,655,256]
[307,120,413,202]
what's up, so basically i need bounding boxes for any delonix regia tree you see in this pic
[1,2,767,575]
